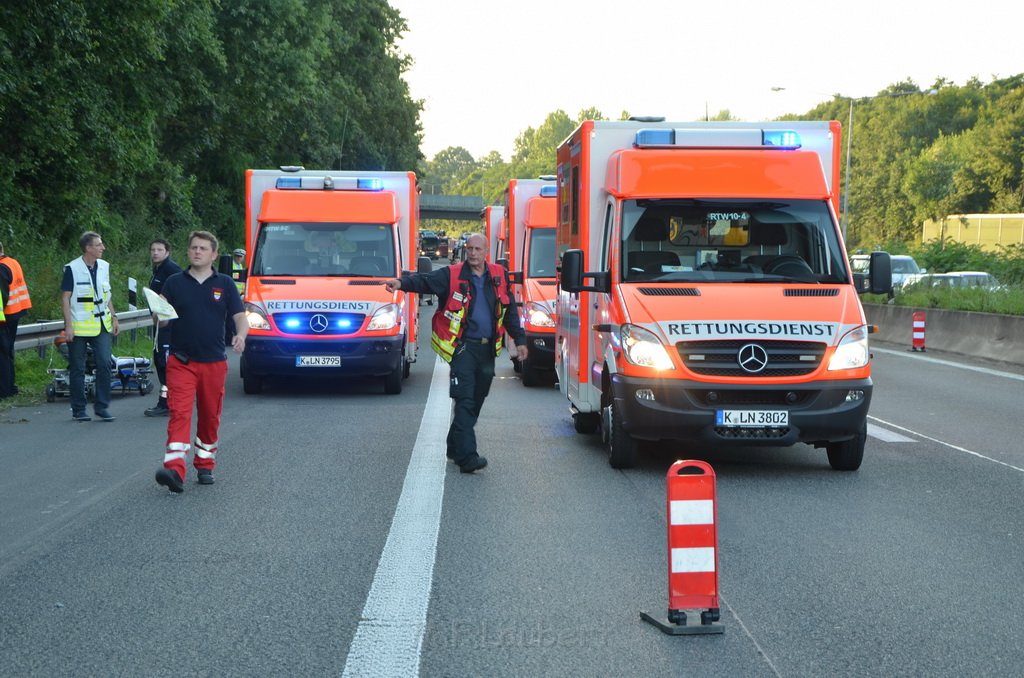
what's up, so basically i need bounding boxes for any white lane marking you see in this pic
[342,358,450,677]
[873,347,1024,382]
[869,415,1024,474]
[867,423,916,443]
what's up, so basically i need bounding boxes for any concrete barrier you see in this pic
[864,303,1024,366]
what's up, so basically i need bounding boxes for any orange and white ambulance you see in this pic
[240,167,427,395]
[556,119,891,469]
[495,177,558,386]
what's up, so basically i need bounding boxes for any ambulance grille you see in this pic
[714,426,790,439]
[784,289,839,296]
[692,389,814,406]
[677,340,825,377]
[273,313,366,336]
[638,287,700,296]
[347,280,385,286]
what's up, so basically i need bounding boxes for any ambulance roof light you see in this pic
[276,177,303,189]
[633,128,803,150]
[539,185,557,197]
[275,176,386,191]
[762,130,802,149]
[629,116,666,122]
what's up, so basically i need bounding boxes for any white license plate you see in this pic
[716,409,789,427]
[295,355,341,367]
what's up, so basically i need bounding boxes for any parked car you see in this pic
[851,253,924,289]
[902,271,1003,292]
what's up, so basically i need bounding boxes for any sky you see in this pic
[388,0,1022,161]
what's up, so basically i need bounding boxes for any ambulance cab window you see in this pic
[619,199,847,284]
[253,222,396,277]
[527,228,556,278]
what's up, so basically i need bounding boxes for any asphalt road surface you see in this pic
[2,327,1022,677]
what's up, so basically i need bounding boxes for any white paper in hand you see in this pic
[143,287,178,320]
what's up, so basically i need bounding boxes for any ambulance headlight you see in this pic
[620,323,674,370]
[367,303,399,331]
[828,326,869,371]
[525,302,555,328]
[245,303,271,330]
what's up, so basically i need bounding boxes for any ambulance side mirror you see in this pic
[416,256,433,274]
[507,271,522,285]
[867,251,892,295]
[561,249,609,293]
[217,254,234,276]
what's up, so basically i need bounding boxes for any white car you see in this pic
[902,271,1002,292]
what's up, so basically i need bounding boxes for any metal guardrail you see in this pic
[13,310,154,353]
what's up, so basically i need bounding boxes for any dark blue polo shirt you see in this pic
[161,270,243,362]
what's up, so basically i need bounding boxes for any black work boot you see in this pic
[155,468,184,493]
[145,397,169,417]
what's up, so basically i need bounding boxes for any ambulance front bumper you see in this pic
[524,331,555,369]
[243,335,404,378]
[609,374,872,446]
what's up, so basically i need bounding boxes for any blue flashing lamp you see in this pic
[357,178,384,191]
[635,129,675,146]
[283,317,302,329]
[276,177,303,189]
[336,319,352,329]
[762,130,802,149]
[539,185,557,197]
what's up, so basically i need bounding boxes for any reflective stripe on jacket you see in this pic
[1,256,31,314]
[430,262,511,362]
[67,257,113,337]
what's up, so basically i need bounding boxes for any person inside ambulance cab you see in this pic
[384,233,527,474]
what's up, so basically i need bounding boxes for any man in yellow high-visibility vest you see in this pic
[61,231,120,421]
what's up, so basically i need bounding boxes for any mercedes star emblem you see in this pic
[737,343,769,373]
[309,314,329,333]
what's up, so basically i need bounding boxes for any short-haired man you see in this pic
[385,233,527,473]
[155,231,247,493]
[145,238,183,416]
[61,231,119,421]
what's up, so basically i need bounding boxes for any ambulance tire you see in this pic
[603,400,638,469]
[384,365,403,395]
[511,356,522,373]
[403,357,412,379]
[826,422,866,471]
[573,412,600,434]
[46,384,56,402]
[242,373,263,395]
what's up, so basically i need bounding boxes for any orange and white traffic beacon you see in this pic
[641,459,723,635]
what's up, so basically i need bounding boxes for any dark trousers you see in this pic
[153,326,170,388]
[69,328,112,414]
[0,313,20,398]
[446,340,496,463]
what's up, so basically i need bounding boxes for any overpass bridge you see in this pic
[419,193,486,221]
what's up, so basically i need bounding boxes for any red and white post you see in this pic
[641,460,724,635]
[911,311,927,352]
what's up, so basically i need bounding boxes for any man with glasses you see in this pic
[61,231,120,421]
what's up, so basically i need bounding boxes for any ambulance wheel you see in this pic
[826,422,866,471]
[511,356,522,373]
[403,357,412,379]
[603,399,638,469]
[46,384,56,402]
[384,365,403,395]
[573,412,600,434]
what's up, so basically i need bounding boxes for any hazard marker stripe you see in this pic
[669,499,714,525]
[342,358,449,677]
[671,546,716,573]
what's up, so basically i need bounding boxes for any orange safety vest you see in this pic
[0,255,32,315]
[431,262,511,362]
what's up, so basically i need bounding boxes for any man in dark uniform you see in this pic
[385,233,527,473]
[155,230,246,493]
[144,238,183,416]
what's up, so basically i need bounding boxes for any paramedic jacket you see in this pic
[398,263,527,353]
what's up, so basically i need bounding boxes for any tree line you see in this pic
[421,76,1024,255]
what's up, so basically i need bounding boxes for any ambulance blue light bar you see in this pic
[634,128,802,149]
[276,176,386,190]
[539,185,557,197]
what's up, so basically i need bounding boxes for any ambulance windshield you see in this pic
[252,222,396,277]
[619,199,848,284]
[527,228,556,278]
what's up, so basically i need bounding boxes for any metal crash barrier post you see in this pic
[641,460,724,635]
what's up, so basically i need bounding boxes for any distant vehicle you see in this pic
[851,254,923,288]
[902,271,1002,291]
[419,230,447,260]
